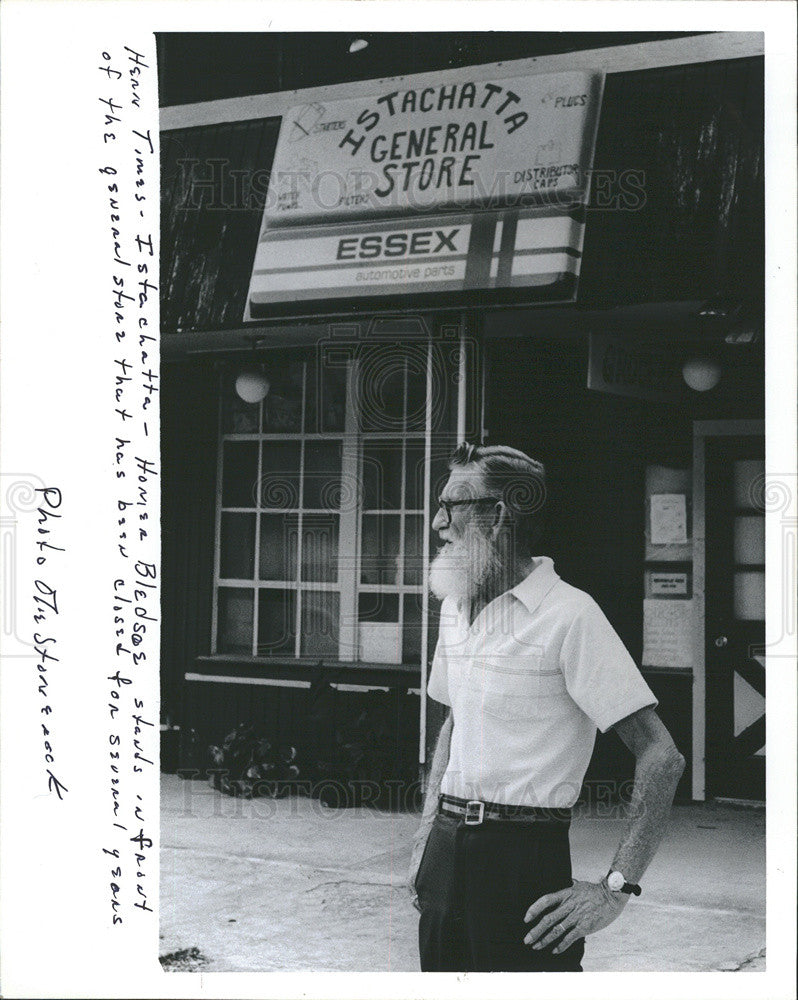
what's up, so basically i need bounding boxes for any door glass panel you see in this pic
[429,448,452,507]
[300,515,339,582]
[307,356,347,433]
[259,513,298,581]
[360,514,401,585]
[405,441,426,510]
[220,513,255,579]
[263,363,303,432]
[733,571,765,621]
[405,352,427,431]
[260,442,301,509]
[257,589,296,655]
[404,514,425,585]
[362,444,403,509]
[734,515,765,565]
[733,460,765,511]
[403,593,423,664]
[357,593,401,662]
[222,441,259,507]
[303,441,342,510]
[321,363,347,433]
[359,347,405,432]
[217,588,254,654]
[358,592,400,623]
[300,591,340,657]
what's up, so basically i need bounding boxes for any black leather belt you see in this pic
[439,794,571,826]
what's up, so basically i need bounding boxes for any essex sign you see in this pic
[248,208,586,308]
[246,68,604,314]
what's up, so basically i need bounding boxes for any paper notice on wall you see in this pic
[642,599,693,668]
[650,493,688,544]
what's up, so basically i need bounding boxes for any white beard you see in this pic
[428,523,504,604]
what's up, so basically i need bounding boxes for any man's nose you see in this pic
[431,506,446,532]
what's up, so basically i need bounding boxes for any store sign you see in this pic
[246,68,603,313]
[248,206,584,311]
[265,71,603,223]
[587,333,682,404]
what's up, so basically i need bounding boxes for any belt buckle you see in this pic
[464,800,485,825]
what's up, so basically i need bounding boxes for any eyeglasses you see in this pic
[436,495,499,527]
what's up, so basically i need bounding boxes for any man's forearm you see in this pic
[417,710,452,839]
[609,739,685,884]
[523,708,684,950]
[408,710,452,893]
[523,738,685,951]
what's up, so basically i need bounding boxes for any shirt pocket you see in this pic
[465,654,566,721]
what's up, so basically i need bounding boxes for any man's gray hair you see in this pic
[448,442,547,552]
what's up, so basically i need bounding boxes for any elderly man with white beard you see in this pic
[409,442,685,973]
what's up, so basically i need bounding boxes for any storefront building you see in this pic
[160,33,765,803]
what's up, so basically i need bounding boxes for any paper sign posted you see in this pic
[650,493,687,545]
[642,599,693,669]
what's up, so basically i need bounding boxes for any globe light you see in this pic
[682,357,721,392]
[235,370,270,404]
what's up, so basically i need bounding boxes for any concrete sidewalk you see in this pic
[159,774,765,973]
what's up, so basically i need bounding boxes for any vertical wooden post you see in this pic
[692,426,707,801]
[457,312,468,445]
[338,356,360,662]
[419,338,433,781]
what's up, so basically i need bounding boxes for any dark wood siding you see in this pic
[579,57,764,307]
[160,117,280,333]
[160,359,218,725]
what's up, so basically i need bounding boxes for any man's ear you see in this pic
[491,500,508,537]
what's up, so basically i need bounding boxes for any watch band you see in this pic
[606,869,642,896]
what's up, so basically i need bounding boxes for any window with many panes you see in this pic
[213,338,457,666]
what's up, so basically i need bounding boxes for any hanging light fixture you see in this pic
[234,335,271,404]
[682,357,721,392]
[348,38,369,54]
[235,369,270,404]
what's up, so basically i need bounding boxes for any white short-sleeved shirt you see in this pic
[428,557,657,809]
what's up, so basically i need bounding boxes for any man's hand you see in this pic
[408,711,453,913]
[523,879,627,953]
[407,835,427,912]
[408,836,425,889]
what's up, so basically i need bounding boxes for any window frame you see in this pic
[211,341,439,670]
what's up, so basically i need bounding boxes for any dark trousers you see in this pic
[415,813,585,972]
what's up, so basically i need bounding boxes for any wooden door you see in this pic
[704,433,765,800]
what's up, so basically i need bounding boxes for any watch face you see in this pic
[607,871,625,891]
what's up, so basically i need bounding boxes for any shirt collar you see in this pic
[509,556,561,615]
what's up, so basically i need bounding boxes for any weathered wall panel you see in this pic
[580,57,763,305]
[160,360,218,726]
[160,118,280,333]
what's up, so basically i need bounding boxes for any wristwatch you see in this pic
[606,869,642,896]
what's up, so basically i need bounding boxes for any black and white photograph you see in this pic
[0,3,796,998]
[157,26,768,975]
